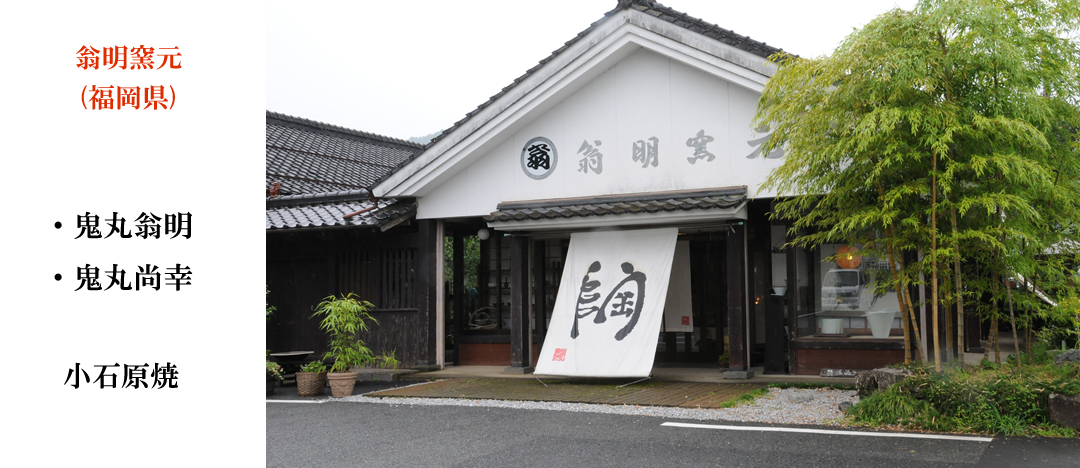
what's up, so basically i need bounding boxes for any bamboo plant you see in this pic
[311,293,379,373]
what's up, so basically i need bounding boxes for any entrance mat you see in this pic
[365,378,765,408]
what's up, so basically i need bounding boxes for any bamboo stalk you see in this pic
[1006,278,1020,367]
[876,178,917,363]
[931,151,941,371]
[993,316,1001,364]
[952,209,964,364]
[886,238,912,363]
[943,266,954,362]
[894,247,924,361]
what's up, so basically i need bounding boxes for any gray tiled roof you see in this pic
[266,111,422,196]
[266,190,416,231]
[371,0,784,190]
[626,0,784,58]
[483,187,746,223]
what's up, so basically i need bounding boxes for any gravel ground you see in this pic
[328,383,859,427]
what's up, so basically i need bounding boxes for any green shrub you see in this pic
[848,389,940,426]
[846,361,1080,437]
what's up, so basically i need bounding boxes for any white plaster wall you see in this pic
[418,49,784,219]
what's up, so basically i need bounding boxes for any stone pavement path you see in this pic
[366,378,765,408]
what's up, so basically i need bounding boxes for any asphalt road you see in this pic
[266,400,1080,467]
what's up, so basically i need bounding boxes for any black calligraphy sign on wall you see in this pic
[521,136,558,179]
[577,140,604,174]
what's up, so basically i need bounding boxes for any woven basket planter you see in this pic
[327,371,359,398]
[296,371,327,397]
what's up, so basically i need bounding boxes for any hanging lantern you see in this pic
[836,245,862,269]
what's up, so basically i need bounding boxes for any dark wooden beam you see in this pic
[764,295,785,374]
[533,240,547,355]
[508,235,532,371]
[416,219,439,367]
[786,227,799,370]
[712,239,726,362]
[727,223,747,371]
[452,231,465,365]
[495,234,503,328]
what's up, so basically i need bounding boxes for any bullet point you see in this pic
[54,221,62,229]
[54,274,62,281]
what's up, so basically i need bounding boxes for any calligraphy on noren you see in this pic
[571,261,647,341]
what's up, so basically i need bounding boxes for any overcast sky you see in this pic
[267,0,917,141]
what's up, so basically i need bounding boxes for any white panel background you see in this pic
[2,1,264,465]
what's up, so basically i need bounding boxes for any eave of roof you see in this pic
[266,190,416,232]
[483,186,747,223]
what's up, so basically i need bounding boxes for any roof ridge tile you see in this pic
[266,111,424,150]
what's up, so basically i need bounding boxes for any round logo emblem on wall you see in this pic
[521,137,557,180]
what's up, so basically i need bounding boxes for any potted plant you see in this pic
[295,360,328,397]
[266,351,284,396]
[312,293,379,398]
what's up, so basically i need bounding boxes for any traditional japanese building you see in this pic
[366,0,913,377]
[265,111,437,368]
[269,0,936,377]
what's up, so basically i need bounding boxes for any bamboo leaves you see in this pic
[756,0,1080,369]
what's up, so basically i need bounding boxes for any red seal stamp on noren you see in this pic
[553,348,567,362]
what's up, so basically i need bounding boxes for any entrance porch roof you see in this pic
[484,186,747,231]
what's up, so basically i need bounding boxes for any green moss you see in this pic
[768,382,857,391]
[719,387,771,408]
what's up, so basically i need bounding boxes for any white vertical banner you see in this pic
[535,228,678,378]
[663,241,694,332]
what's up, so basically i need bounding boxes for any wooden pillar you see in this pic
[494,235,503,328]
[452,230,465,365]
[727,224,747,371]
[753,209,776,372]
[698,240,724,363]
[764,296,785,374]
[713,240,726,361]
[533,240,547,356]
[415,219,440,368]
[508,235,533,372]
[785,227,799,372]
